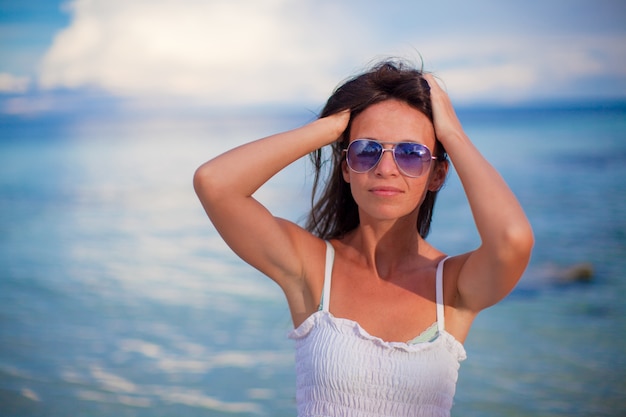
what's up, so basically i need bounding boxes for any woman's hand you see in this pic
[321,109,351,142]
[423,73,464,145]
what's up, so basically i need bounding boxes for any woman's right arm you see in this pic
[193,111,349,290]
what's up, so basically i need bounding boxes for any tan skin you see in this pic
[194,74,534,344]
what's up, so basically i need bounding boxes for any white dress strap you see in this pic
[435,256,451,332]
[319,241,335,312]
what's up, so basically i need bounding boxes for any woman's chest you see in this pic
[328,270,438,343]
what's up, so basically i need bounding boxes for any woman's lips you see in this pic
[369,186,404,196]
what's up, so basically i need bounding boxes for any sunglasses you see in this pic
[344,139,437,178]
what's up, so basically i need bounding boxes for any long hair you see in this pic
[305,59,448,239]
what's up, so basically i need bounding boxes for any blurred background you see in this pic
[1,1,625,416]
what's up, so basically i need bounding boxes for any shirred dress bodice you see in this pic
[288,242,466,417]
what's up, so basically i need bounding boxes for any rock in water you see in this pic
[558,263,594,283]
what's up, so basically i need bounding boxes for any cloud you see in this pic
[416,34,626,102]
[0,73,30,93]
[35,0,626,107]
[38,0,359,106]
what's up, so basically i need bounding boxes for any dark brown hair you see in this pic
[305,59,448,239]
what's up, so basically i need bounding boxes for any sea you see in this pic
[0,102,625,417]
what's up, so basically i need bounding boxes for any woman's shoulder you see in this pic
[438,252,471,286]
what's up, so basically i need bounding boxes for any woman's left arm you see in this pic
[424,74,534,312]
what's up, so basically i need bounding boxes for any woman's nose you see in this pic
[374,148,399,176]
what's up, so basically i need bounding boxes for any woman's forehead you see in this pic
[350,100,435,143]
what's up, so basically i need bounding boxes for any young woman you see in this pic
[194,60,534,416]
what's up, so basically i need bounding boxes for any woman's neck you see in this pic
[342,219,430,280]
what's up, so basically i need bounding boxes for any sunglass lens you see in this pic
[348,140,382,172]
[394,143,431,177]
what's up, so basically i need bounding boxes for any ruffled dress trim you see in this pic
[289,310,466,360]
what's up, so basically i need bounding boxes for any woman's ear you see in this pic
[428,160,448,192]
[342,159,351,183]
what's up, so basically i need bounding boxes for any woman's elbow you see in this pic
[501,222,534,265]
[193,162,224,206]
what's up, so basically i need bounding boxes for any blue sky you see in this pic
[1,0,625,117]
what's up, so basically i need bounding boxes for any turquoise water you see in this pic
[0,105,625,416]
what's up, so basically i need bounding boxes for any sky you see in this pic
[0,0,625,117]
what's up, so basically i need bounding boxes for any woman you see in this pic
[194,60,533,416]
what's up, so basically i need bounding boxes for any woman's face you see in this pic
[343,99,445,223]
